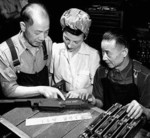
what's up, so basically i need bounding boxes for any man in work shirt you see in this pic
[0,3,65,100]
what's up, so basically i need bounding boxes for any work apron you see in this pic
[16,66,49,86]
[101,71,139,110]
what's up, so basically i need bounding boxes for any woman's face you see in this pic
[63,31,84,52]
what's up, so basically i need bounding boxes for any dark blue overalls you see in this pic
[6,38,49,87]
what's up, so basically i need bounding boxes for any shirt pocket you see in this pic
[77,70,90,88]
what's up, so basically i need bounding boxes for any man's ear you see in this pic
[20,21,26,32]
[122,48,128,57]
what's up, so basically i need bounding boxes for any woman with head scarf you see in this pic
[50,8,100,99]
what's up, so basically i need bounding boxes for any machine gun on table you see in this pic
[0,98,91,112]
[78,103,147,138]
[0,80,91,111]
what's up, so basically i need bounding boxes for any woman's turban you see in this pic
[60,8,92,37]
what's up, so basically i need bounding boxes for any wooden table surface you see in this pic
[2,106,103,138]
[2,105,150,138]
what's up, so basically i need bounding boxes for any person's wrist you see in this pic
[91,96,96,105]
[37,86,43,95]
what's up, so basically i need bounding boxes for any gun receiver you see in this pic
[79,103,147,138]
[37,98,90,111]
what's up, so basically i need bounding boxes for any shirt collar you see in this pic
[109,59,132,81]
[60,42,86,53]
[120,59,132,76]
[78,42,89,55]
[19,32,29,50]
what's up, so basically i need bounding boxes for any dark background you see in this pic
[0,0,150,67]
[43,0,150,42]
[1,0,150,42]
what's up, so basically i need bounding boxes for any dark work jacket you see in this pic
[93,59,150,110]
[101,72,139,110]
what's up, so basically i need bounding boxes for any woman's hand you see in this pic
[66,89,89,99]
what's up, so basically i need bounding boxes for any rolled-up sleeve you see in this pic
[0,52,18,97]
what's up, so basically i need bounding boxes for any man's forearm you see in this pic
[8,86,41,98]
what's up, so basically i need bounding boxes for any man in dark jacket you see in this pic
[87,30,150,122]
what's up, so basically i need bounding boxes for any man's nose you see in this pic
[102,53,107,61]
[39,33,46,41]
[68,41,73,45]
[67,41,74,48]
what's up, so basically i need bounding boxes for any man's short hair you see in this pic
[20,3,49,26]
[102,29,130,50]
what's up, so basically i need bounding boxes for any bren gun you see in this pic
[0,80,91,111]
[0,98,91,112]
